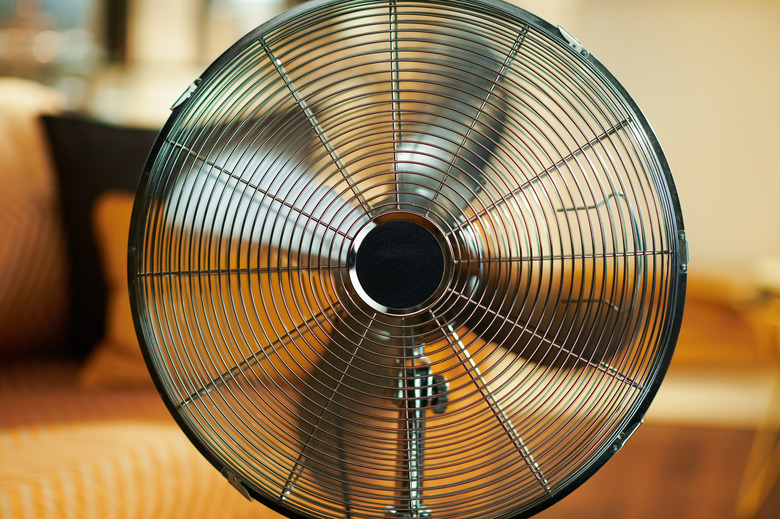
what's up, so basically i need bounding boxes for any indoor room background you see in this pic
[1,1,779,518]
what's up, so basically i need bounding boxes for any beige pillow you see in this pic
[80,191,151,388]
[0,78,68,356]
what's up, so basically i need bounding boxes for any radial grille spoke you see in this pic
[449,118,633,235]
[260,38,372,215]
[178,305,340,408]
[433,317,551,494]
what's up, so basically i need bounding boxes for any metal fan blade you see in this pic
[396,32,513,225]
[167,162,367,265]
[396,111,504,223]
[283,313,555,515]
[160,107,371,265]
[276,310,441,515]
[445,244,644,372]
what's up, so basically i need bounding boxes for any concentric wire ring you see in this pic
[129,1,686,518]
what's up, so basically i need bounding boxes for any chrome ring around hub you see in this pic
[347,212,452,316]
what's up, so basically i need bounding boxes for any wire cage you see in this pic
[128,1,687,518]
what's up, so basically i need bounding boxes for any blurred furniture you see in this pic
[736,257,780,518]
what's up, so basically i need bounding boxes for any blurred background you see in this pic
[1,0,779,517]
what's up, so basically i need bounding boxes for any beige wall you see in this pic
[514,0,780,275]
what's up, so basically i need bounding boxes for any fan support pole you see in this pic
[389,351,448,518]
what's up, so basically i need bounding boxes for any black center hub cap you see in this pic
[354,220,445,310]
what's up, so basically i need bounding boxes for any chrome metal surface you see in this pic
[557,25,589,57]
[129,1,687,518]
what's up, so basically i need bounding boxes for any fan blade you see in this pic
[274,311,426,515]
[160,108,370,266]
[454,261,645,374]
[441,215,645,372]
[396,30,520,224]
[166,161,366,265]
[281,314,555,514]
[396,106,505,222]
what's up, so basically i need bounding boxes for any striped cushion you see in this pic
[0,423,274,519]
[0,79,68,356]
[0,359,168,428]
[0,360,284,519]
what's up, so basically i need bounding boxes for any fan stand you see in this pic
[349,214,450,517]
[389,351,448,518]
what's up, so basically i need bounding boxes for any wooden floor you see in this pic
[535,423,780,519]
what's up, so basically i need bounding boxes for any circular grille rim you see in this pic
[127,0,687,518]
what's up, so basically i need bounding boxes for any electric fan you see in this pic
[128,0,688,518]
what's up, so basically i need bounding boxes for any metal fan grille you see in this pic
[129,1,686,518]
